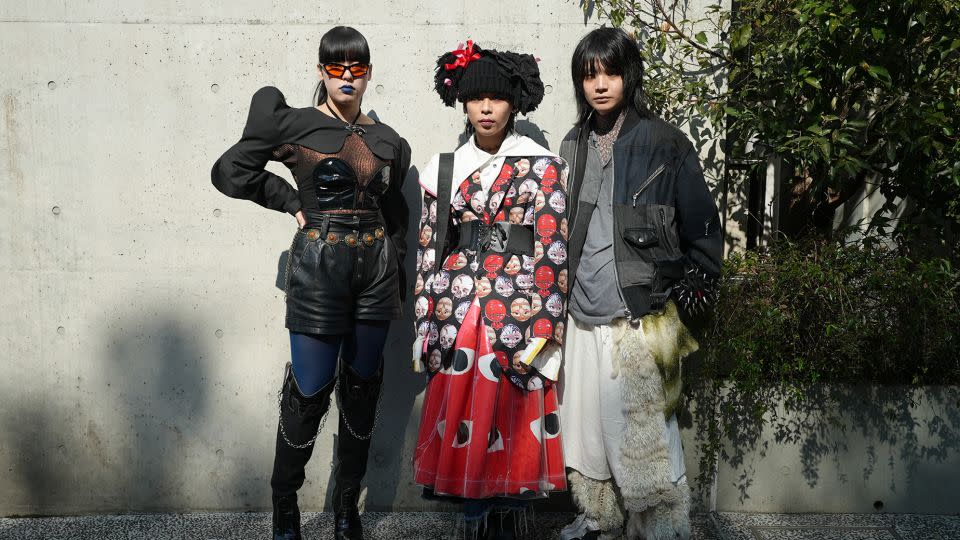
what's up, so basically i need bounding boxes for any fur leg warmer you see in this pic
[611,319,677,515]
[567,469,624,533]
[626,481,691,540]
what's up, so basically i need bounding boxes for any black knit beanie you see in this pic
[434,41,545,114]
[457,56,514,103]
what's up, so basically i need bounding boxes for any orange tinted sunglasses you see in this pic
[322,62,370,78]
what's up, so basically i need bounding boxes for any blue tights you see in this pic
[289,321,389,396]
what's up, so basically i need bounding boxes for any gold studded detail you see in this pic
[306,229,320,241]
[345,234,358,247]
[326,233,339,245]
[374,228,385,240]
[363,233,375,246]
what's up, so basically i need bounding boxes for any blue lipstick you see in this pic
[340,85,355,95]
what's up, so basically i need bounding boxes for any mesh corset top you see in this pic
[273,132,390,224]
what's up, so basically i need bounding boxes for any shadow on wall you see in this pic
[2,312,266,514]
[699,383,960,510]
[97,315,219,511]
[3,398,62,515]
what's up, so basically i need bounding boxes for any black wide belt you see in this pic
[454,221,534,255]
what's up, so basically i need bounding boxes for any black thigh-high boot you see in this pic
[332,363,383,540]
[271,363,336,540]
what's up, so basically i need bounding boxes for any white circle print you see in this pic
[439,324,458,350]
[494,276,515,297]
[455,301,472,323]
[451,274,475,299]
[549,191,566,214]
[533,157,552,178]
[432,271,451,294]
[546,293,564,318]
[428,322,439,345]
[499,324,523,349]
[547,241,568,265]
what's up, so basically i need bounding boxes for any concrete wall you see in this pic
[3,0,957,518]
[0,0,604,516]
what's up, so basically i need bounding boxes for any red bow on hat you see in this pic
[444,40,481,71]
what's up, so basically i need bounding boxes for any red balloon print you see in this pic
[535,266,554,297]
[540,165,558,193]
[484,254,504,279]
[537,214,557,243]
[533,318,553,339]
[485,299,507,330]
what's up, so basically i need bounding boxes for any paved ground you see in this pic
[1,511,957,540]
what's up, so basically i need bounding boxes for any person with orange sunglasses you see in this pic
[212,26,410,540]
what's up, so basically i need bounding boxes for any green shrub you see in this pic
[687,240,960,491]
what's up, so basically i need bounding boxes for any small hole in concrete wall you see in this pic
[215,329,224,338]
[873,500,884,511]
[47,81,57,90]
[544,85,553,94]
[213,208,222,217]
[57,326,65,335]
[375,84,384,94]
[211,83,220,93]
[52,206,61,215]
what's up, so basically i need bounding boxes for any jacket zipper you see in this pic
[569,125,582,228]
[609,141,630,319]
[632,163,666,207]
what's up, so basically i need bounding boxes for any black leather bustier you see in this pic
[311,158,390,211]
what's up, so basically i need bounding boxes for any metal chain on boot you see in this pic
[335,378,383,441]
[276,379,336,450]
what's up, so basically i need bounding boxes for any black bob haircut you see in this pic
[314,26,371,106]
[571,27,651,125]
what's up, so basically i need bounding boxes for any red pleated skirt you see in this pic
[413,300,566,499]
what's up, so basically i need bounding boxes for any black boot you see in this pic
[332,364,383,540]
[271,363,335,540]
[272,494,302,540]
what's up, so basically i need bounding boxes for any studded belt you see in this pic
[303,226,385,247]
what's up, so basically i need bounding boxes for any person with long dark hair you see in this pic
[211,26,410,540]
[556,27,722,540]
[411,41,569,539]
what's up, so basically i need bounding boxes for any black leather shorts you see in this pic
[284,214,401,335]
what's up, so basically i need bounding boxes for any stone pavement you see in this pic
[1,511,957,540]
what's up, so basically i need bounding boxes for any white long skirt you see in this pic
[558,315,686,485]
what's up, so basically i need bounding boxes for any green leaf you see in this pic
[804,77,822,89]
[871,27,886,41]
[867,64,892,85]
[695,31,708,45]
[731,23,752,50]
[842,66,856,83]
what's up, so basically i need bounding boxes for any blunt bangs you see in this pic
[317,26,370,64]
[571,27,650,125]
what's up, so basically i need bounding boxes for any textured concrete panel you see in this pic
[712,386,960,514]
[0,2,600,516]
